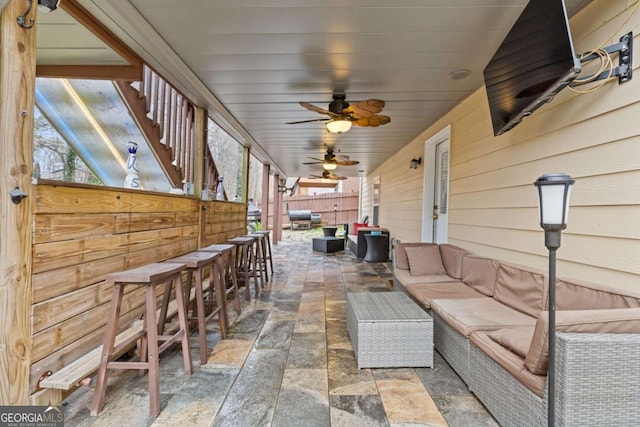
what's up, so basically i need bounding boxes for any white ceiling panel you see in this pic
[36,0,593,178]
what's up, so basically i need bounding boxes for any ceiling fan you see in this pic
[309,170,348,180]
[286,94,391,133]
[303,148,359,171]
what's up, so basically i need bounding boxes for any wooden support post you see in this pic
[261,164,270,230]
[193,107,207,247]
[272,174,281,244]
[192,107,207,198]
[0,1,37,405]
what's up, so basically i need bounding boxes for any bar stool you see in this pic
[244,234,265,289]
[248,232,269,284]
[91,262,192,417]
[227,236,260,299]
[163,251,226,364]
[198,243,242,323]
[254,230,274,276]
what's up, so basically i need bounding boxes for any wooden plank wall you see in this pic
[200,200,247,247]
[29,181,246,394]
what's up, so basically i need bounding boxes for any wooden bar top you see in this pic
[165,251,219,269]
[107,262,186,284]
[199,243,235,253]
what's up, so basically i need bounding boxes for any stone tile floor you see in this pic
[61,230,498,426]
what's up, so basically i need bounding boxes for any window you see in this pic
[207,119,247,200]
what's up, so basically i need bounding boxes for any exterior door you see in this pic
[421,125,450,243]
[432,141,449,243]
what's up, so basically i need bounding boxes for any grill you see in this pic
[288,209,321,230]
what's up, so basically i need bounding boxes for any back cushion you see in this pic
[404,245,447,276]
[395,243,437,270]
[556,277,640,310]
[439,244,468,279]
[351,222,368,235]
[493,263,545,317]
[461,256,500,296]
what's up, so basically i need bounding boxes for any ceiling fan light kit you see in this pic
[326,118,352,134]
[322,162,338,171]
[288,94,390,133]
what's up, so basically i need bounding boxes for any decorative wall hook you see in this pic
[10,187,28,204]
[17,0,35,29]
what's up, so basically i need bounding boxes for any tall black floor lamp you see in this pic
[534,173,575,427]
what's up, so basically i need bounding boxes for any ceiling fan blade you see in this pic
[353,114,391,127]
[302,161,323,165]
[329,174,348,180]
[286,118,330,124]
[344,99,385,118]
[300,102,335,116]
[335,159,359,166]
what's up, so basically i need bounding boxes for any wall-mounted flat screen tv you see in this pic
[483,0,581,136]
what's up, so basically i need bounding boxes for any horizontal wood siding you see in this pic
[30,182,245,393]
[373,0,640,291]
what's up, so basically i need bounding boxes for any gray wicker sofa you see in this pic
[393,242,640,427]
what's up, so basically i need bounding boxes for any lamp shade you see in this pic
[534,173,575,230]
[326,118,352,134]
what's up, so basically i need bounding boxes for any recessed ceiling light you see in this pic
[450,69,471,80]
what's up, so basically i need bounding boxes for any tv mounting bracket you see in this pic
[572,31,633,87]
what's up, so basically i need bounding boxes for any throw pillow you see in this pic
[405,245,447,276]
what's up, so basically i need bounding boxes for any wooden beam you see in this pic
[272,174,281,244]
[59,0,142,68]
[36,65,143,81]
[0,0,37,405]
[193,107,206,198]
[261,164,270,230]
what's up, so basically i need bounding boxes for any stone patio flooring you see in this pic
[61,229,498,426]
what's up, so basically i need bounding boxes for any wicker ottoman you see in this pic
[347,292,433,369]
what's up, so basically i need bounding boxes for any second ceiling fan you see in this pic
[303,147,359,171]
[287,94,391,133]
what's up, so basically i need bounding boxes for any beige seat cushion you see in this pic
[405,245,447,276]
[431,298,536,337]
[395,268,458,288]
[472,330,546,397]
[486,327,535,358]
[524,308,640,375]
[405,282,484,309]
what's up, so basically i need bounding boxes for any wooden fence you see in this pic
[256,192,359,228]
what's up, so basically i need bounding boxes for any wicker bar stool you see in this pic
[198,243,242,324]
[248,232,269,284]
[253,230,274,276]
[91,262,192,417]
[227,236,260,299]
[163,251,226,364]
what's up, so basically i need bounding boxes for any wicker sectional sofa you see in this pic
[393,242,640,427]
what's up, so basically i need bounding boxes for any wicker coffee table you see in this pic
[347,292,433,369]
